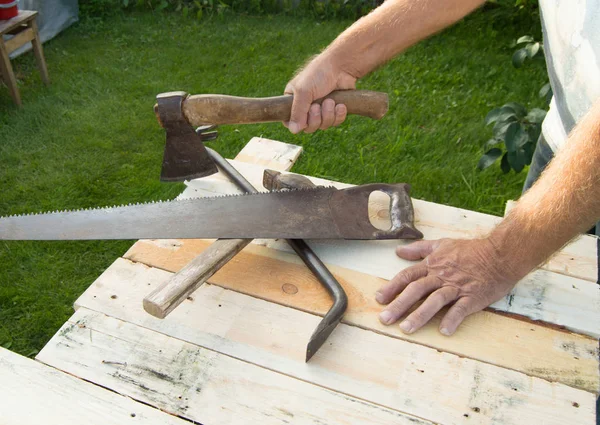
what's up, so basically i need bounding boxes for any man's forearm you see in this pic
[489,100,600,278]
[319,0,485,78]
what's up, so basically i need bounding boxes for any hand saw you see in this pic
[0,183,423,241]
[0,90,423,242]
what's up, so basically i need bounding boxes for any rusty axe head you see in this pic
[155,91,218,182]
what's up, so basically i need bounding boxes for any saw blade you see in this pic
[0,187,349,241]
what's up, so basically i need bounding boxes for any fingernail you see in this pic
[375,291,385,304]
[289,122,299,134]
[440,327,451,336]
[399,320,413,333]
[379,310,394,324]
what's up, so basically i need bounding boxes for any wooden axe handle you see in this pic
[155,90,388,127]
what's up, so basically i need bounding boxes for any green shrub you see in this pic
[78,0,538,21]
[79,0,123,19]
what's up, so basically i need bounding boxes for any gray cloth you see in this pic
[7,0,79,58]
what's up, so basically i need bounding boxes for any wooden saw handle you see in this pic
[156,90,388,127]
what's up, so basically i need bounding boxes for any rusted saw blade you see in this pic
[0,184,423,241]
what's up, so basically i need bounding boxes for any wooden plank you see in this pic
[181,159,597,282]
[0,37,21,106]
[0,11,36,36]
[124,238,599,393]
[0,346,188,425]
[233,136,303,171]
[4,27,34,55]
[38,308,433,425]
[72,259,597,425]
[176,161,600,338]
[30,19,50,85]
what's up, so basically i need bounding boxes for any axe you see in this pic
[154,90,389,181]
[148,89,392,360]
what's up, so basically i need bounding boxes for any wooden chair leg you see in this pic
[0,40,21,107]
[30,20,49,85]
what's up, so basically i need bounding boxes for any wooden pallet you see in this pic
[3,137,598,424]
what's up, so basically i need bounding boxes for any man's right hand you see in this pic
[284,57,357,134]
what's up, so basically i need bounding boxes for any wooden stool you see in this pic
[0,10,49,106]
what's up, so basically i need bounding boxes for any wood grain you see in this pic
[143,238,249,318]
[72,259,597,424]
[177,160,600,339]
[147,137,302,318]
[125,239,600,393]
[181,159,598,282]
[0,347,188,425]
[38,308,433,425]
[182,90,388,126]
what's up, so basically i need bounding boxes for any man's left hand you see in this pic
[376,238,521,335]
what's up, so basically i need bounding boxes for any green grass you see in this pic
[0,10,547,356]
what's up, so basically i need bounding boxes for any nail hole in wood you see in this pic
[130,413,136,418]
[572,402,579,408]
[218,304,222,307]
[187,296,193,301]
[463,414,469,418]
[110,295,117,299]
[471,407,480,413]
[417,369,424,373]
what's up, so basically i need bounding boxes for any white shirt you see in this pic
[539,0,600,151]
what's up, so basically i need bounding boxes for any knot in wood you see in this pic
[282,283,298,295]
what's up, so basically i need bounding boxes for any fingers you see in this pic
[284,83,347,134]
[333,104,347,126]
[400,286,459,334]
[320,98,336,129]
[396,240,439,261]
[439,297,479,336]
[379,276,441,325]
[304,104,322,134]
[376,263,427,304]
[287,87,312,134]
[290,99,347,134]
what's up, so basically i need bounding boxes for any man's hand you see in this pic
[284,58,357,134]
[282,0,486,134]
[376,238,521,336]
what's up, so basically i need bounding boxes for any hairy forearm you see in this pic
[319,0,485,78]
[489,100,600,278]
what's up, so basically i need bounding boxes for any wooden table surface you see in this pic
[2,137,598,424]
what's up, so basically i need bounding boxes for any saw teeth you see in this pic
[0,186,337,220]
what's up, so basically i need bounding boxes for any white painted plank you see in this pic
[0,347,188,425]
[37,308,432,425]
[177,161,600,339]
[73,258,597,425]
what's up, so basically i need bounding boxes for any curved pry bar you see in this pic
[263,169,349,361]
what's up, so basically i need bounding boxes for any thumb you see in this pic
[396,240,438,261]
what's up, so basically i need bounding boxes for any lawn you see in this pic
[0,8,547,356]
